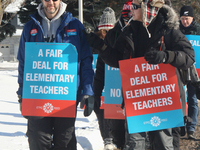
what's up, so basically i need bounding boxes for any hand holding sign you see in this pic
[144,50,167,64]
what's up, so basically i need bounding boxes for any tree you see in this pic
[0,0,14,25]
[17,0,40,24]
[0,13,16,42]
[17,0,125,31]
[0,0,18,42]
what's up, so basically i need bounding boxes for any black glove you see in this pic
[144,50,167,64]
[82,29,106,51]
[80,95,94,117]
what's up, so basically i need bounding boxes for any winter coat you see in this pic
[180,19,200,35]
[17,11,94,102]
[98,5,195,116]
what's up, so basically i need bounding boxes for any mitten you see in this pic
[80,95,94,117]
[144,50,167,64]
[82,29,106,51]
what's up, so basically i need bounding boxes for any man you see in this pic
[83,0,194,149]
[17,0,94,149]
[179,5,200,139]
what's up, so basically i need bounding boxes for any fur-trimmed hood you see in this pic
[160,4,179,30]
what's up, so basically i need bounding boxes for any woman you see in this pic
[84,0,194,149]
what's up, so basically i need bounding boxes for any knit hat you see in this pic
[122,0,132,20]
[98,7,116,30]
[136,0,165,28]
[180,6,194,17]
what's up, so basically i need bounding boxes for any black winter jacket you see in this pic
[93,19,124,107]
[98,5,195,116]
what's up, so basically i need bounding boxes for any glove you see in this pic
[80,95,94,117]
[82,29,106,51]
[144,50,167,64]
[18,95,22,111]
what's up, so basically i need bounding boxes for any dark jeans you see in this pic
[186,83,199,132]
[26,117,76,150]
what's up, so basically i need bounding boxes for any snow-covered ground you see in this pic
[0,61,104,150]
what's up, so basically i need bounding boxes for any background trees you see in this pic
[17,0,200,31]
[0,0,16,42]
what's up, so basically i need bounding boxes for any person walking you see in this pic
[92,7,118,150]
[179,5,200,140]
[94,1,133,149]
[17,0,94,149]
[83,0,195,149]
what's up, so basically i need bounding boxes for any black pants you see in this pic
[26,117,76,150]
[108,119,125,148]
[94,101,125,148]
[94,103,111,140]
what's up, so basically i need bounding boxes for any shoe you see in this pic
[187,131,195,139]
[104,138,118,150]
[104,143,118,150]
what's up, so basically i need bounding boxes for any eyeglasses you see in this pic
[44,0,58,2]
[131,3,141,10]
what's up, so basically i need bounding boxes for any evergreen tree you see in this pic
[17,0,41,24]
[0,13,16,42]
[17,0,125,31]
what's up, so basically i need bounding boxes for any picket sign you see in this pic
[183,35,200,115]
[22,42,77,118]
[119,57,184,134]
[104,64,125,119]
[185,35,200,77]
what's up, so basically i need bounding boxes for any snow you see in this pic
[0,61,104,150]
[5,0,25,13]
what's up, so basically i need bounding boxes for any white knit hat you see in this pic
[98,7,116,30]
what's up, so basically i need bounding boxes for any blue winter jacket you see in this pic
[17,11,94,102]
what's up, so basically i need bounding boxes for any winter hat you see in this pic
[122,0,132,21]
[136,0,165,28]
[180,6,194,17]
[98,7,116,30]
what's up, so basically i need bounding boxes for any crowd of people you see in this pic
[16,0,200,149]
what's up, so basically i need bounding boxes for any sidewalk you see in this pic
[0,61,18,70]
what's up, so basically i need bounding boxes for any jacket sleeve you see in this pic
[98,31,130,68]
[164,29,195,70]
[93,56,105,106]
[17,25,28,96]
[79,24,94,97]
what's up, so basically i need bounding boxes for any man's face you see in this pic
[180,16,194,27]
[131,0,142,22]
[42,0,61,18]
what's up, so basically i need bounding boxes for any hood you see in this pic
[37,1,67,42]
[160,4,179,30]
